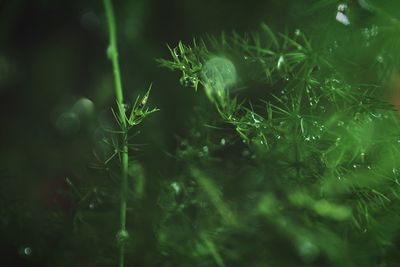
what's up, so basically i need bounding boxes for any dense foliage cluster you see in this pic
[158,20,400,267]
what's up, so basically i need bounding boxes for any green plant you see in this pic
[2,1,400,266]
[158,11,400,267]
[102,1,158,266]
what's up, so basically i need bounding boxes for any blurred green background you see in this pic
[1,0,399,266]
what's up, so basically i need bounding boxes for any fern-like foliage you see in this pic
[159,19,400,267]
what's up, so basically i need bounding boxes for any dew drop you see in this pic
[360,152,366,162]
[202,57,236,92]
[171,182,181,194]
[336,11,350,26]
[19,246,32,257]
[337,3,348,12]
[122,103,130,112]
[371,113,382,120]
[202,146,209,154]
[220,138,226,146]
[24,247,32,256]
[277,55,285,70]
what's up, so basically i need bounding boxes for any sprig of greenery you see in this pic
[102,1,158,266]
[160,22,400,266]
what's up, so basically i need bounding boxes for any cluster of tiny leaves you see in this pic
[63,85,158,265]
[159,21,400,267]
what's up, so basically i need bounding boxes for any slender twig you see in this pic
[103,1,129,266]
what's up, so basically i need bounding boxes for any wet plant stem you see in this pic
[103,1,129,266]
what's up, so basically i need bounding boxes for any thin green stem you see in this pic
[103,0,125,122]
[103,1,129,267]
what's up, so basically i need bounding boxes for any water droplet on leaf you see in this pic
[336,12,350,26]
[360,152,366,162]
[171,182,181,194]
[277,55,285,70]
[336,3,350,26]
[337,3,348,12]
[202,57,236,93]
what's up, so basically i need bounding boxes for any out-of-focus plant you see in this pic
[159,7,400,265]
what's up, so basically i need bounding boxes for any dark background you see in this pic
[1,0,398,266]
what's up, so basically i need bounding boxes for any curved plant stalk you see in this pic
[103,1,129,266]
